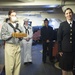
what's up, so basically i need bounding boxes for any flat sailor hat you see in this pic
[24,18,29,21]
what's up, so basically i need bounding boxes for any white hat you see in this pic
[24,18,29,21]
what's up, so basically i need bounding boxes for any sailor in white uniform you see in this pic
[22,18,33,64]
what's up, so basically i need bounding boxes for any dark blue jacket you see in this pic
[41,26,53,43]
[57,21,75,52]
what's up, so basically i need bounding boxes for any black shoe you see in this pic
[50,60,54,63]
[43,61,46,63]
[24,62,29,65]
[28,62,32,64]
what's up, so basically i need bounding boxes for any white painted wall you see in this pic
[41,13,65,21]
[0,12,65,28]
[17,12,65,27]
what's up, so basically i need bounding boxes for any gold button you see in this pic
[70,25,72,27]
[70,29,72,31]
[70,37,72,39]
[70,33,72,35]
[70,41,72,43]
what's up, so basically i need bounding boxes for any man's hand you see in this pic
[46,40,50,43]
[26,38,30,41]
[59,52,63,57]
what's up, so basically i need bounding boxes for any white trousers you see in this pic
[5,43,21,75]
[22,40,32,63]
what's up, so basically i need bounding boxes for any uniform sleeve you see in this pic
[18,24,23,32]
[50,27,54,41]
[57,23,63,52]
[28,26,33,38]
[21,25,27,39]
[41,27,46,41]
[1,23,12,40]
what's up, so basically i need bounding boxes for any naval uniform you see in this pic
[22,25,33,63]
[1,22,22,75]
[57,20,75,71]
[41,26,53,63]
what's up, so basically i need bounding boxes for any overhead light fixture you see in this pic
[44,5,58,8]
[18,0,34,2]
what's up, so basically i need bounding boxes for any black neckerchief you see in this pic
[24,25,30,35]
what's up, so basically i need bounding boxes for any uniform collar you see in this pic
[67,20,73,24]
[24,25,30,29]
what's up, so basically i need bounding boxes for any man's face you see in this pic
[44,21,48,26]
[65,9,73,21]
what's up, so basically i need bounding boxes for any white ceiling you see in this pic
[0,0,75,14]
[0,0,75,2]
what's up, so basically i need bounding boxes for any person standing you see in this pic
[41,18,53,63]
[57,8,75,75]
[22,18,33,64]
[1,10,23,75]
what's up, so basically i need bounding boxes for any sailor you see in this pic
[22,18,33,64]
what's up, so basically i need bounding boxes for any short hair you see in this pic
[44,18,49,22]
[64,8,73,14]
[8,10,16,15]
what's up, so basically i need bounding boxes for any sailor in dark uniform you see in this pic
[57,8,75,75]
[41,18,54,63]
